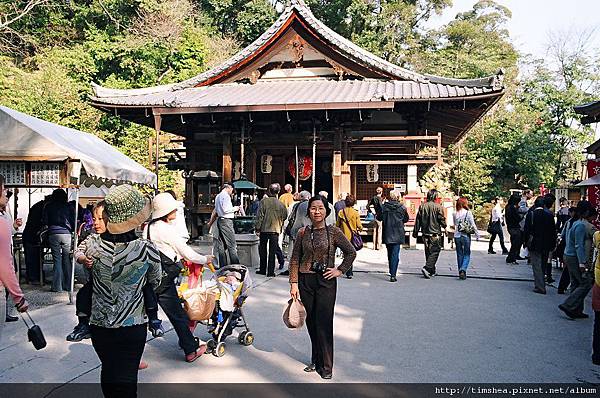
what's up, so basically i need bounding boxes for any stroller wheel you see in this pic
[206,339,216,354]
[238,331,254,346]
[213,342,226,357]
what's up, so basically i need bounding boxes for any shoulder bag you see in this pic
[342,209,363,251]
[457,211,476,235]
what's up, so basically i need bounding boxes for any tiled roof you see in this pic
[91,0,503,102]
[90,79,502,110]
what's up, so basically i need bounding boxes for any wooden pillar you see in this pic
[437,132,442,165]
[222,134,232,182]
[153,113,162,189]
[332,128,342,202]
[340,136,351,198]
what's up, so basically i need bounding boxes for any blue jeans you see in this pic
[454,235,471,272]
[386,244,401,277]
[48,233,72,292]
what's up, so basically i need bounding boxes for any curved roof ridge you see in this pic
[424,70,504,89]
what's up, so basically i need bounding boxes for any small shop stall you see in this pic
[0,105,156,303]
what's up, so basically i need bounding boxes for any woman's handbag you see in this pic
[20,312,46,350]
[342,209,363,251]
[182,287,217,321]
[283,298,306,329]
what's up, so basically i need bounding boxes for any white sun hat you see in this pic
[151,192,179,220]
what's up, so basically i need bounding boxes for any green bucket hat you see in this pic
[105,185,151,234]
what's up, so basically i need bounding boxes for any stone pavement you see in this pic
[1,239,596,390]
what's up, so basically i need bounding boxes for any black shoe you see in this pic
[593,358,600,366]
[421,268,431,279]
[390,276,397,282]
[459,270,466,280]
[5,315,18,322]
[318,370,332,379]
[346,275,353,279]
[557,289,565,294]
[66,323,91,342]
[502,250,509,255]
[558,304,576,319]
[516,256,525,260]
[267,273,276,277]
[256,270,266,275]
[303,363,316,372]
[487,250,496,254]
[574,312,589,319]
[280,270,289,276]
[278,263,284,270]
[546,276,555,284]
[532,288,546,295]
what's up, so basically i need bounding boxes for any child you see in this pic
[66,201,164,342]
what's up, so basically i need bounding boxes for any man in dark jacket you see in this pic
[368,187,385,250]
[255,183,289,277]
[22,196,49,284]
[378,190,409,282]
[522,196,557,294]
[413,189,447,278]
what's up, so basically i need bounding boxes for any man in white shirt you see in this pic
[488,197,508,255]
[214,183,240,266]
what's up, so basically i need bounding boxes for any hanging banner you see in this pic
[366,164,379,182]
[261,155,273,174]
[31,163,61,186]
[233,161,242,180]
[288,155,312,181]
[587,160,600,227]
[0,162,26,186]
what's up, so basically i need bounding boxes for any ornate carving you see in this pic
[287,35,305,65]
[324,57,346,80]
[249,70,261,84]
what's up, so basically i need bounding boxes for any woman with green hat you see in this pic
[83,185,161,398]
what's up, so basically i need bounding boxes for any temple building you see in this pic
[90,0,504,235]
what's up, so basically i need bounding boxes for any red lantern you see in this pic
[288,156,313,181]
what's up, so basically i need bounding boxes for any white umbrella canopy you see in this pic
[0,105,156,187]
[576,174,600,187]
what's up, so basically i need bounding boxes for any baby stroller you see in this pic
[205,264,254,357]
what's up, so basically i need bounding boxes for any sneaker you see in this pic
[346,274,353,279]
[5,315,18,322]
[459,270,466,280]
[558,304,576,319]
[303,363,317,372]
[149,319,165,338]
[390,276,397,282]
[573,312,589,319]
[421,268,431,279]
[66,323,91,342]
[185,344,207,362]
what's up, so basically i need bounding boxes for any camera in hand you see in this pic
[310,261,328,274]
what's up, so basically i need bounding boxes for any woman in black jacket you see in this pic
[378,190,409,282]
[505,195,522,264]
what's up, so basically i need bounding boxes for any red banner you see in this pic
[587,160,600,227]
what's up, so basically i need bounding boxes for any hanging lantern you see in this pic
[288,155,312,181]
[366,164,379,182]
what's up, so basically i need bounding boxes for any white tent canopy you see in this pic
[0,105,156,187]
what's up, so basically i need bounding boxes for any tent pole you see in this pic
[69,171,81,305]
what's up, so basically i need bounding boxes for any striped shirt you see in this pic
[87,235,162,328]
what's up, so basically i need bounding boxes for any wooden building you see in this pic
[90,0,504,209]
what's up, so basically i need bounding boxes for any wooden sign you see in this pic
[0,162,26,186]
[261,155,273,174]
[31,163,61,186]
[366,164,379,182]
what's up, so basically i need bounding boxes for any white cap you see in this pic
[151,192,179,220]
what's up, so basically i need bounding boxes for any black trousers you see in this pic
[558,268,571,292]
[259,232,280,276]
[23,241,41,282]
[90,324,146,398]
[299,273,337,375]
[593,311,600,364]
[78,277,158,323]
[157,282,198,355]
[489,226,507,252]
[506,228,522,263]
[423,234,442,274]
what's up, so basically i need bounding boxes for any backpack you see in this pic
[285,202,301,238]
